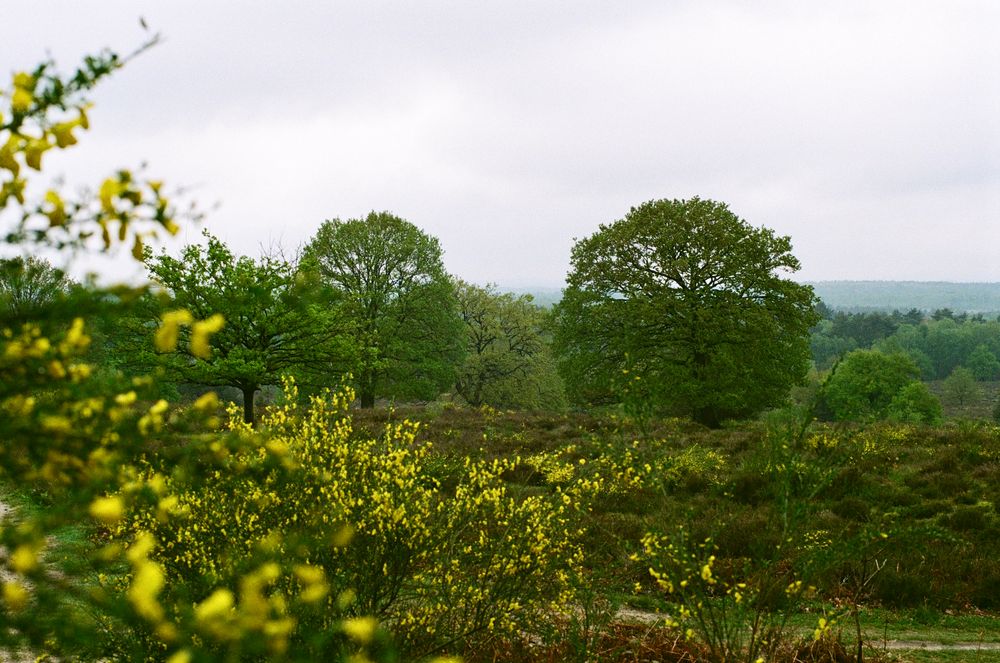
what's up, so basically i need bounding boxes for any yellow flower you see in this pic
[115,391,137,406]
[193,391,220,412]
[11,85,32,113]
[128,560,165,622]
[0,136,19,175]
[154,309,193,352]
[342,616,378,643]
[195,588,235,623]
[90,495,125,524]
[2,581,30,611]
[10,544,39,574]
[165,649,191,663]
[190,314,224,358]
[44,189,67,226]
[23,138,51,171]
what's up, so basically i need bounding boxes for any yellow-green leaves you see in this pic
[24,138,52,171]
[44,189,66,226]
[0,136,19,175]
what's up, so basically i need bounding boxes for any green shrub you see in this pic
[820,350,921,421]
[887,381,943,424]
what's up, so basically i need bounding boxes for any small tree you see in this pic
[0,256,69,322]
[820,350,921,421]
[942,366,979,407]
[302,212,463,407]
[453,280,566,410]
[145,232,356,423]
[966,344,1000,381]
[887,382,942,425]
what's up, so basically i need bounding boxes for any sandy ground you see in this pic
[613,608,1000,652]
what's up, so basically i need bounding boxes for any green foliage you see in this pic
[453,280,566,410]
[887,381,943,424]
[554,197,818,427]
[142,232,357,423]
[967,344,1000,380]
[820,350,925,422]
[827,314,1000,381]
[942,366,980,407]
[0,256,69,323]
[302,212,464,407]
[809,319,856,369]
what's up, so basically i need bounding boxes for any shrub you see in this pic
[115,379,588,658]
[820,350,921,421]
[887,381,943,424]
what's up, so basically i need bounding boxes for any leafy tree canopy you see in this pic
[144,231,356,423]
[554,197,818,427]
[942,365,979,407]
[820,350,927,422]
[966,344,1000,381]
[0,255,69,323]
[302,211,463,407]
[453,280,566,410]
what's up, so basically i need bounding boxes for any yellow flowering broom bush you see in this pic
[114,377,589,658]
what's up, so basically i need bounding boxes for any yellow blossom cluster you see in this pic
[111,377,588,658]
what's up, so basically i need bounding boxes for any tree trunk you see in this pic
[242,386,256,426]
[360,371,376,408]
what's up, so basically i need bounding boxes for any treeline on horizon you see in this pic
[807,280,1000,314]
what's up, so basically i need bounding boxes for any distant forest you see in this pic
[517,282,1000,314]
[807,281,1000,314]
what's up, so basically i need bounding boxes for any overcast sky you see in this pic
[4,1,999,287]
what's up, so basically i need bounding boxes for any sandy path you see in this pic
[613,608,1000,652]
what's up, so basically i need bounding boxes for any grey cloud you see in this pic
[2,1,998,288]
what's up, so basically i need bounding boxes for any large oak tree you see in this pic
[302,211,463,407]
[554,197,818,427]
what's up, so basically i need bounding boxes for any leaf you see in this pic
[51,121,79,148]
[0,137,20,176]
[24,138,52,171]
[99,177,121,212]
[44,189,67,227]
